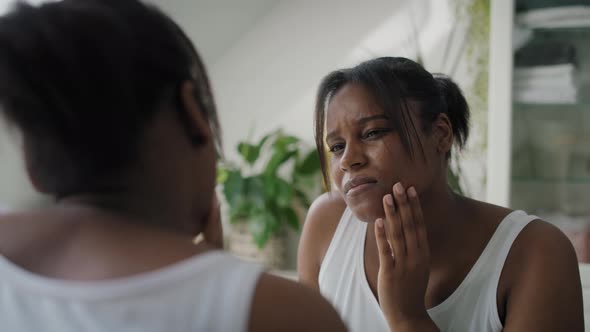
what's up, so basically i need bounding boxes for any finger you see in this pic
[408,187,429,255]
[383,193,405,263]
[374,218,395,270]
[394,182,417,257]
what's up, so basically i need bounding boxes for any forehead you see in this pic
[326,84,384,127]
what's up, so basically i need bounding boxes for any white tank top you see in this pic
[0,251,263,332]
[319,209,537,332]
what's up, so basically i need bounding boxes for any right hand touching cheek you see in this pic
[374,183,439,332]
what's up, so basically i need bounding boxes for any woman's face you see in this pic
[325,83,442,223]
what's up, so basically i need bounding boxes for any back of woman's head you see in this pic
[0,0,220,197]
[314,57,470,188]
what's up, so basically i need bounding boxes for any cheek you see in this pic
[329,161,344,191]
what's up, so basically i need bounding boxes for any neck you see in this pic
[56,177,201,235]
[365,182,470,261]
[419,184,468,252]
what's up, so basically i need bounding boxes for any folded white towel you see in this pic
[514,89,577,104]
[525,17,590,29]
[514,82,577,92]
[513,75,576,91]
[517,6,590,26]
[514,64,575,79]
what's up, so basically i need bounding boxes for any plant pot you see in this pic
[228,222,287,270]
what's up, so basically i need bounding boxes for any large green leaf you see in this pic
[293,188,311,209]
[237,142,259,165]
[273,134,299,150]
[280,206,300,231]
[216,167,229,184]
[237,133,275,166]
[245,176,266,209]
[222,170,244,206]
[295,149,320,176]
[264,149,297,176]
[271,177,293,208]
[228,197,251,222]
[265,207,281,234]
[262,174,276,198]
[254,132,273,152]
[248,212,273,248]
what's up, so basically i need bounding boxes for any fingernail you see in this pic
[408,187,417,197]
[394,182,404,195]
[376,218,384,228]
[385,194,393,206]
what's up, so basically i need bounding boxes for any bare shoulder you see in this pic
[248,273,347,332]
[297,192,346,288]
[302,191,347,246]
[502,218,584,331]
[0,209,70,259]
[0,211,29,254]
[509,218,579,274]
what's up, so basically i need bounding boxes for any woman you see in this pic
[0,1,348,331]
[298,57,584,331]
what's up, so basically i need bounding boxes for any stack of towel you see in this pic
[516,5,590,29]
[512,4,590,104]
[513,41,577,104]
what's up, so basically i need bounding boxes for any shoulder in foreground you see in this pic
[0,212,21,255]
[503,218,584,330]
[248,273,347,332]
[514,218,578,267]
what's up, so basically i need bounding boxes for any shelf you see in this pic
[513,103,590,113]
[533,26,590,35]
[512,176,590,183]
[514,102,590,106]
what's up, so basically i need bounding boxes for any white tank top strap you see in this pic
[319,207,364,284]
[485,210,539,288]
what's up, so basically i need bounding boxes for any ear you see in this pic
[432,113,453,155]
[179,81,212,146]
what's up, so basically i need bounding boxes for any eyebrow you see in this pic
[326,114,390,142]
[358,114,389,124]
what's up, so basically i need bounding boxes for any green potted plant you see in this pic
[217,129,321,268]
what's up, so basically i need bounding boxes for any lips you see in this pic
[344,176,378,195]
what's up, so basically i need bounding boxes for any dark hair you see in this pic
[0,0,220,197]
[314,57,469,190]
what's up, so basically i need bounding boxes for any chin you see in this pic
[347,200,383,223]
[344,188,386,223]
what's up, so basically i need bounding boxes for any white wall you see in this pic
[0,0,489,208]
[0,0,52,210]
[201,0,487,269]
[211,0,428,155]
[207,0,486,198]
[0,123,44,210]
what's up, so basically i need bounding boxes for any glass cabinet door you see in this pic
[511,0,590,262]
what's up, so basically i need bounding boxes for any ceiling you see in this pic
[0,0,282,66]
[147,0,281,66]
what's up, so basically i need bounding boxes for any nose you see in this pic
[340,141,367,172]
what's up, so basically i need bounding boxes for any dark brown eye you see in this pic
[363,128,390,140]
[329,143,345,154]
